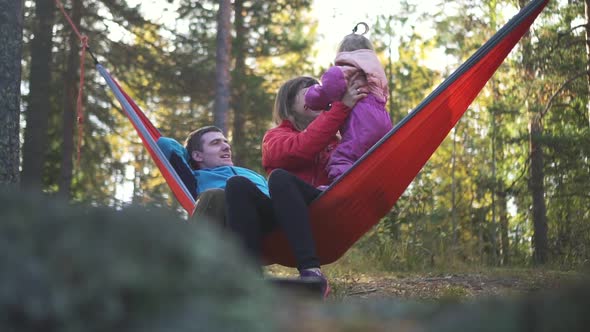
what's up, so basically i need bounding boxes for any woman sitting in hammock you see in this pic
[262,71,370,187]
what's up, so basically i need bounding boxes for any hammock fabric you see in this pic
[98,0,548,268]
[97,68,198,214]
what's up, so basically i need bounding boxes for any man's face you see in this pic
[192,131,233,169]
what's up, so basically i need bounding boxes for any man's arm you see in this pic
[170,153,198,199]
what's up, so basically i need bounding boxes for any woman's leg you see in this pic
[268,169,322,270]
[225,176,275,263]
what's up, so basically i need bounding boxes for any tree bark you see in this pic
[488,1,499,266]
[58,0,82,198]
[497,189,509,265]
[21,0,56,190]
[385,16,396,123]
[519,0,548,265]
[0,0,23,185]
[490,97,498,265]
[213,0,232,134]
[232,0,246,166]
[451,127,458,249]
[585,0,590,127]
[529,114,548,264]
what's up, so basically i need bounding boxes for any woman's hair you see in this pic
[272,76,319,130]
[338,22,374,52]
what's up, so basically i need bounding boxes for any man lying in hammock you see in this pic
[158,125,331,298]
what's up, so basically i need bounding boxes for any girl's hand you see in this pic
[341,72,368,108]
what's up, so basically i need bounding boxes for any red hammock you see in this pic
[97,0,548,267]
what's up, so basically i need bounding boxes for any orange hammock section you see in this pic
[96,0,548,268]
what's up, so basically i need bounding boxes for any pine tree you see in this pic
[21,0,56,190]
[0,0,23,185]
[214,0,232,133]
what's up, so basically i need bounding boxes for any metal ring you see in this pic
[352,22,369,35]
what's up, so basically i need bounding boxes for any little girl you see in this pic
[305,23,393,182]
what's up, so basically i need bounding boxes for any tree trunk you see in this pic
[132,149,147,205]
[478,213,484,264]
[21,0,56,190]
[490,99,498,265]
[519,0,548,265]
[497,189,509,265]
[232,0,246,166]
[58,0,82,198]
[529,114,548,264]
[488,1,499,266]
[385,16,395,123]
[213,0,232,134]
[0,0,23,185]
[451,127,458,249]
[585,0,590,127]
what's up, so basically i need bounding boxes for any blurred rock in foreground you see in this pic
[1,189,588,332]
[0,189,276,332]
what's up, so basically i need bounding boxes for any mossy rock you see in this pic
[0,189,276,332]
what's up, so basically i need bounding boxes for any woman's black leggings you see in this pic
[225,169,322,270]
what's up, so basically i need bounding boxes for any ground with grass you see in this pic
[266,265,584,302]
[330,270,579,301]
[267,266,589,331]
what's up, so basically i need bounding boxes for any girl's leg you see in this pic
[225,176,275,262]
[268,169,322,270]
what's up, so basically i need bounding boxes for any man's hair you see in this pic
[184,126,223,169]
[272,76,319,131]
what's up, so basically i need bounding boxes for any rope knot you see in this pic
[80,35,89,48]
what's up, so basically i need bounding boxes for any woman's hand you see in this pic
[341,72,368,108]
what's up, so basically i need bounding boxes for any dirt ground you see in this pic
[330,270,580,301]
[265,263,585,302]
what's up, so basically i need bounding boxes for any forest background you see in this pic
[1,0,589,276]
